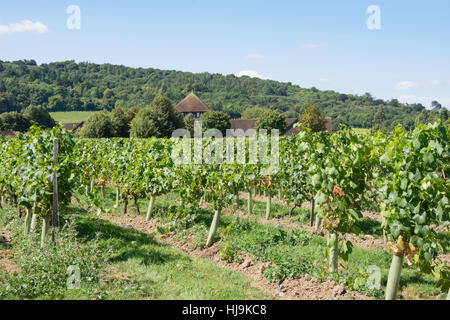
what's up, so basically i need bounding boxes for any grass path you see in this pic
[0,204,269,300]
[73,208,270,300]
[93,188,441,300]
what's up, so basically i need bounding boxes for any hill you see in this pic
[0,60,447,130]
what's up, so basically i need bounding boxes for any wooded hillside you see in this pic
[0,60,447,130]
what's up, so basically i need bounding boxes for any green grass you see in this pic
[0,203,269,300]
[238,194,310,223]
[50,111,99,124]
[95,187,440,300]
[75,211,269,300]
[3,184,441,300]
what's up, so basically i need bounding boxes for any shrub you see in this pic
[0,218,109,299]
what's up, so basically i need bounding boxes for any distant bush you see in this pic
[79,111,114,138]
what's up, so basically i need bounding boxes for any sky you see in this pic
[0,0,449,108]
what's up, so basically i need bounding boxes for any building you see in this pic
[62,122,85,133]
[175,92,210,118]
[229,117,332,137]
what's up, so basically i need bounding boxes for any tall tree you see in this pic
[0,112,31,132]
[373,105,387,130]
[183,113,195,136]
[78,111,114,138]
[298,105,326,132]
[200,111,231,135]
[129,109,158,138]
[111,107,132,137]
[22,105,56,129]
[130,96,184,138]
[255,109,286,132]
[431,100,442,111]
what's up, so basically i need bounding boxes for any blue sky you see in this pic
[0,0,449,108]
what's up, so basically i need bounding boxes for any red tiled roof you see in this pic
[229,118,300,136]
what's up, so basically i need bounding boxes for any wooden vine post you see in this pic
[310,196,315,227]
[51,138,59,243]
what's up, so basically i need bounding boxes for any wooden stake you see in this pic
[52,138,59,243]
[310,196,315,227]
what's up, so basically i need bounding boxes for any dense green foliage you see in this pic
[79,111,114,138]
[21,105,56,129]
[0,121,448,299]
[298,105,326,132]
[0,105,55,132]
[183,114,195,136]
[110,106,138,138]
[0,112,31,132]
[241,106,271,120]
[1,60,448,130]
[199,111,231,135]
[130,96,184,138]
[255,109,287,132]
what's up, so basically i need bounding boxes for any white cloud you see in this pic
[431,80,440,86]
[318,78,329,83]
[246,53,264,59]
[397,95,450,108]
[299,43,329,50]
[394,81,419,91]
[0,19,48,35]
[236,70,268,79]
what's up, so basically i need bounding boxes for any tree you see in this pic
[241,106,270,119]
[127,106,140,121]
[0,112,31,132]
[129,109,158,138]
[255,109,286,132]
[111,107,131,137]
[78,111,114,138]
[47,95,64,111]
[22,105,56,129]
[102,88,115,110]
[199,111,231,135]
[364,92,374,101]
[130,96,184,138]
[298,105,326,132]
[440,108,449,122]
[388,99,400,107]
[184,113,195,136]
[103,88,114,100]
[338,94,348,102]
[149,96,184,137]
[0,93,8,113]
[373,105,387,130]
[431,100,442,111]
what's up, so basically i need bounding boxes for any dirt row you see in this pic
[99,211,372,300]
[0,230,21,275]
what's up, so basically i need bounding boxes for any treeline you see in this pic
[0,105,55,132]
[77,96,301,139]
[0,60,448,130]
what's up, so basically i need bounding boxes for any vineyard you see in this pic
[0,122,449,300]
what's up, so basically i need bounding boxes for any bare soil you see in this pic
[98,212,372,300]
[0,230,21,275]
